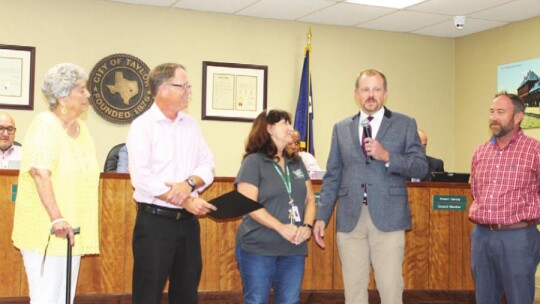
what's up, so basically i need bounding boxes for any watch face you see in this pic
[187,178,196,187]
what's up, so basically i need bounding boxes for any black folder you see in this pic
[208,190,263,220]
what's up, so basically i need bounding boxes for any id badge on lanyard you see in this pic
[273,162,301,224]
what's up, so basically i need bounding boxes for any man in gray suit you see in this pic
[313,69,427,304]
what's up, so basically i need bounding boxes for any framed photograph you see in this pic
[202,61,267,122]
[498,57,540,129]
[0,44,35,110]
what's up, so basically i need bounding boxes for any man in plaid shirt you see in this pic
[469,92,540,304]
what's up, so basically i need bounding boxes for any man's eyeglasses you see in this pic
[0,126,16,135]
[169,83,192,90]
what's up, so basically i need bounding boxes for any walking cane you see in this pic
[66,227,80,304]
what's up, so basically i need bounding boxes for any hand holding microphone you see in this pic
[361,118,390,163]
[361,118,374,161]
[361,118,372,139]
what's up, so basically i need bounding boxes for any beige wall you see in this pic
[4,0,455,176]
[454,16,540,172]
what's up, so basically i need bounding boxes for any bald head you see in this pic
[0,112,16,152]
[417,129,427,151]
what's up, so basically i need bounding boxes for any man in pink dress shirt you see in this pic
[127,63,216,304]
[469,92,540,304]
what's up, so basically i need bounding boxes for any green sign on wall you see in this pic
[432,195,467,211]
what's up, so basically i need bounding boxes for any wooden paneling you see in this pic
[0,170,22,297]
[404,186,431,289]
[429,187,450,290]
[0,172,474,299]
[199,181,238,292]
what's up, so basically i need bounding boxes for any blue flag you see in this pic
[294,45,315,155]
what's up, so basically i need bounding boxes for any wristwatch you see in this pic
[302,223,313,230]
[185,177,196,192]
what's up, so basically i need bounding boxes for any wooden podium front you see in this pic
[0,171,474,299]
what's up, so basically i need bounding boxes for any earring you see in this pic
[61,106,67,115]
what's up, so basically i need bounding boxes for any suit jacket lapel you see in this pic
[375,107,393,140]
[349,112,365,159]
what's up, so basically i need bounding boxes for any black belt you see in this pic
[477,220,536,231]
[137,203,193,221]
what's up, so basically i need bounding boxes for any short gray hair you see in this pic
[148,63,185,97]
[41,63,88,110]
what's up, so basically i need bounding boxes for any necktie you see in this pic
[361,116,374,157]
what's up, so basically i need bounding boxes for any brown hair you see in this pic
[243,109,294,162]
[148,63,186,97]
[495,91,526,114]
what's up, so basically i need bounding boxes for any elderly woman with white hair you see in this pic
[12,63,99,304]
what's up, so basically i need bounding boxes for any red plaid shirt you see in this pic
[470,130,540,225]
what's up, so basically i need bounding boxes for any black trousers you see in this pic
[132,209,202,304]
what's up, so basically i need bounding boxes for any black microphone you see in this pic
[361,119,373,161]
[361,119,372,139]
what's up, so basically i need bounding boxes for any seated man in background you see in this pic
[0,112,21,169]
[417,128,444,181]
[117,144,128,173]
[287,130,321,171]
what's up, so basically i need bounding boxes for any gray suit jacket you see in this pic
[317,108,428,233]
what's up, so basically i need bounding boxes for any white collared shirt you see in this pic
[127,103,215,208]
[299,151,321,171]
[0,144,22,169]
[359,107,385,140]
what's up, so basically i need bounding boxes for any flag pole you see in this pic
[307,26,312,50]
[306,27,313,155]
[294,26,315,155]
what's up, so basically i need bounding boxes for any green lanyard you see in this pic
[272,162,292,204]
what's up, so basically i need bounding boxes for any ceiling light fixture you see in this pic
[345,0,427,9]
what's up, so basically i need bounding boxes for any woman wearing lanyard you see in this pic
[234,109,316,304]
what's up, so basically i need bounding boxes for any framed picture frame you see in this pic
[202,61,267,122]
[0,45,35,110]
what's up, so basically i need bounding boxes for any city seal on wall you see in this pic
[88,53,152,124]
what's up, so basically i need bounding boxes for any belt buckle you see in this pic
[490,224,502,231]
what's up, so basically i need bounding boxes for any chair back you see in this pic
[103,143,125,172]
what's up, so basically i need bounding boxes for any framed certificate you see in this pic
[202,61,267,122]
[0,44,36,110]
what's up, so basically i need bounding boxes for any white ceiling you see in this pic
[104,0,540,38]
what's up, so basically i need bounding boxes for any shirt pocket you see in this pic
[506,163,532,180]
